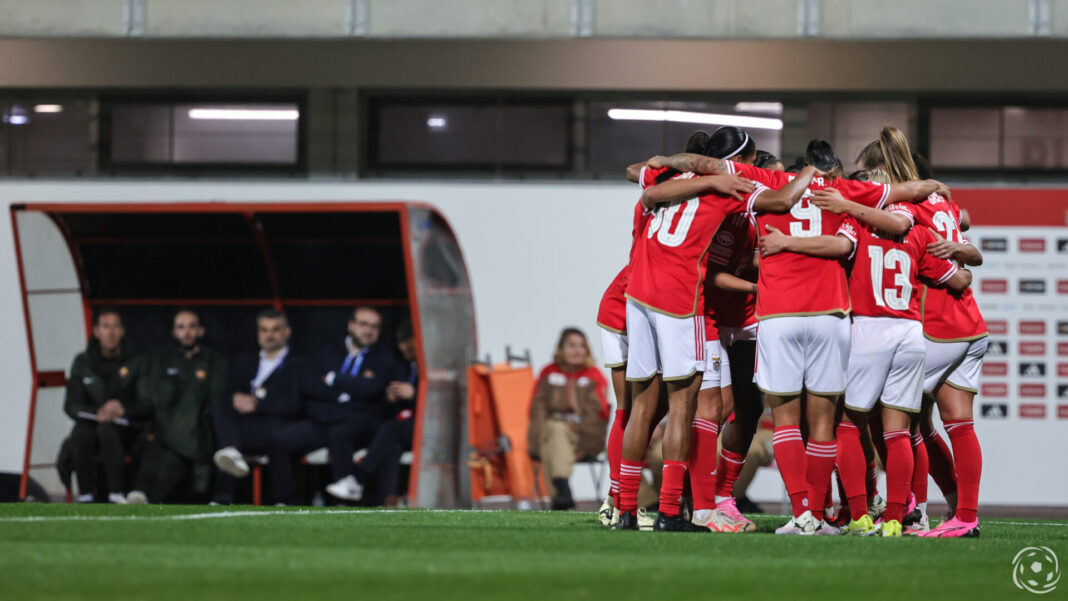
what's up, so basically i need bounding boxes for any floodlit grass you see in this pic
[0,504,1064,601]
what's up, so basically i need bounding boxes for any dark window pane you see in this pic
[929,108,1000,169]
[108,102,299,165]
[1001,107,1068,169]
[587,101,782,176]
[1,101,94,175]
[374,101,570,168]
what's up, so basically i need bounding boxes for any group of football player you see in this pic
[595,125,986,538]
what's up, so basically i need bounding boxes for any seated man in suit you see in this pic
[211,309,303,505]
[328,319,419,505]
[281,306,393,502]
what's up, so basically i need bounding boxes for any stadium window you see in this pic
[928,107,1001,169]
[807,102,912,170]
[586,101,783,176]
[1001,107,1068,169]
[368,98,571,172]
[0,99,95,176]
[101,100,303,171]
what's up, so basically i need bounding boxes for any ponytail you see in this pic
[877,126,919,183]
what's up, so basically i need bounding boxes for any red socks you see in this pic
[715,449,746,499]
[924,430,957,496]
[945,420,981,523]
[607,409,628,504]
[660,461,688,517]
[835,422,869,520]
[883,430,914,524]
[688,419,719,511]
[806,440,837,521]
[911,433,929,505]
[773,426,809,517]
[618,459,642,513]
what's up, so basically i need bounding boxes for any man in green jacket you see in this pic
[128,309,227,504]
[64,308,146,503]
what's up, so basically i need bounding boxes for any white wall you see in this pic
[1,180,1066,508]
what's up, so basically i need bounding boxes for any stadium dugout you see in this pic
[10,201,475,508]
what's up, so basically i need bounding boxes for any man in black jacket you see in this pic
[211,309,302,504]
[329,319,420,505]
[277,306,393,502]
[64,308,146,503]
[128,309,227,504]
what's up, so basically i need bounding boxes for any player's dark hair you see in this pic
[704,126,757,161]
[805,139,844,176]
[92,306,122,327]
[685,130,710,154]
[754,150,782,170]
[784,156,809,174]
[912,152,934,179]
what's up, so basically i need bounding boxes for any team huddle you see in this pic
[595,125,987,537]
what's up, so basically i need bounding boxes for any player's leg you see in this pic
[714,334,761,531]
[879,407,913,538]
[838,317,891,534]
[801,314,851,534]
[616,302,659,529]
[907,416,931,533]
[600,326,630,526]
[920,398,957,514]
[690,340,724,526]
[921,337,986,538]
[756,317,815,534]
[651,313,708,532]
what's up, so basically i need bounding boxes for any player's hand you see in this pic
[810,188,849,214]
[705,174,756,201]
[931,179,952,199]
[759,224,790,257]
[97,399,125,423]
[647,155,669,169]
[926,227,957,259]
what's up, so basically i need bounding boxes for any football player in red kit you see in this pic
[615,137,817,532]
[761,198,971,537]
[859,128,987,538]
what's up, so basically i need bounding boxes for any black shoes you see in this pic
[653,512,711,532]
[550,478,575,510]
[614,511,639,530]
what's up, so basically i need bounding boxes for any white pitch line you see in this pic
[0,508,481,523]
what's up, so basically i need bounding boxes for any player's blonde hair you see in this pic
[876,126,919,183]
[553,327,595,368]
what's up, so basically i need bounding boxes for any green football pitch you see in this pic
[0,504,1063,601]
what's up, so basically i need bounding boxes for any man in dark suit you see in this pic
[278,306,393,502]
[329,319,420,505]
[211,309,302,505]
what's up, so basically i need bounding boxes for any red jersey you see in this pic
[890,197,987,341]
[626,174,763,317]
[596,167,667,332]
[837,216,958,321]
[705,211,758,332]
[726,162,891,319]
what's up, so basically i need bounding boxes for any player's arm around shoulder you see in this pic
[758,223,854,259]
[750,165,819,213]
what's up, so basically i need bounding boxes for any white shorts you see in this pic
[719,323,758,348]
[923,336,988,394]
[844,317,925,413]
[755,314,850,397]
[600,328,628,368]
[625,300,704,382]
[700,340,732,390]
